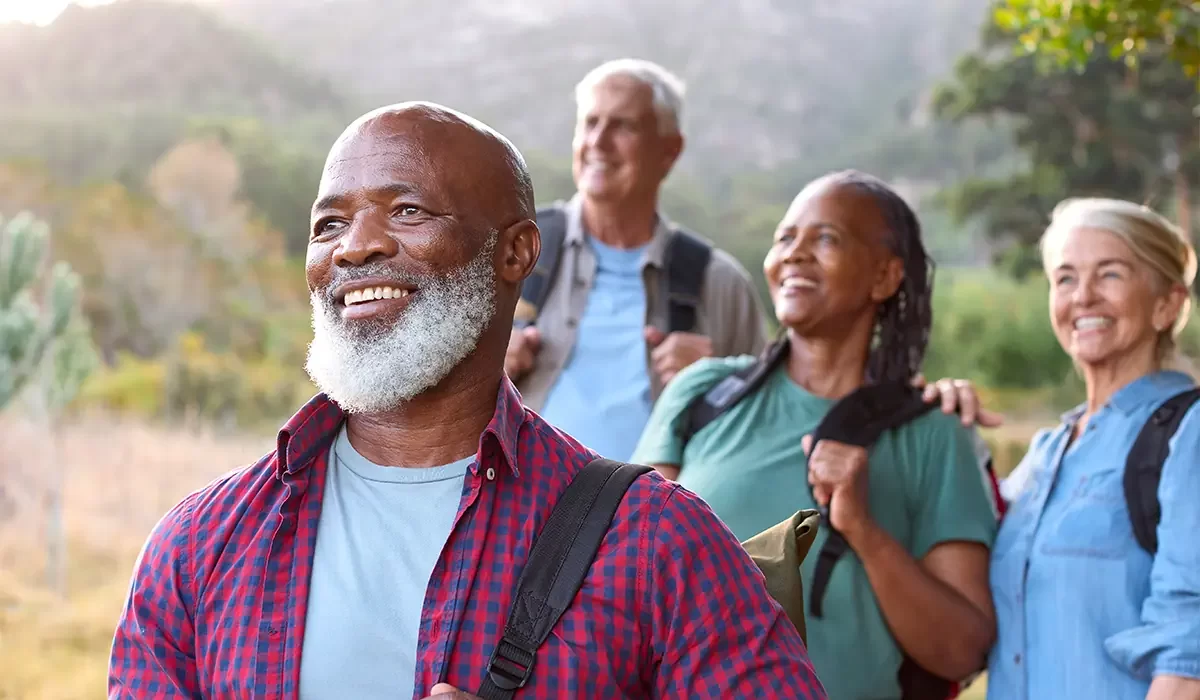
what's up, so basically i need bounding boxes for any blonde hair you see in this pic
[1040,197,1198,371]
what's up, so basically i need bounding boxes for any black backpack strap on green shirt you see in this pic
[680,339,790,446]
[662,227,712,333]
[1124,386,1200,554]
[805,380,938,618]
[476,458,651,699]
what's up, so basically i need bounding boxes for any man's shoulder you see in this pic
[142,450,282,558]
[521,408,684,518]
[668,225,752,278]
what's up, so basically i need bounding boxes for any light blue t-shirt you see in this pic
[539,236,652,461]
[299,424,471,700]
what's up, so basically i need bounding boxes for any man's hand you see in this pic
[645,327,713,385]
[421,683,480,699]
[912,374,1004,428]
[802,434,876,543]
[505,326,541,381]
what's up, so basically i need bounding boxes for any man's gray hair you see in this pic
[574,58,686,135]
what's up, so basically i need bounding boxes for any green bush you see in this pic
[925,270,1076,391]
[78,331,315,431]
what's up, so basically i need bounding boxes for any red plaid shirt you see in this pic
[109,378,826,699]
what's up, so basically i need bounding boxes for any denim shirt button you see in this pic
[1014,654,1021,665]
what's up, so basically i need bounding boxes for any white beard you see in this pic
[304,231,498,414]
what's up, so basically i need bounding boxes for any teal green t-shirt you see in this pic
[631,356,998,700]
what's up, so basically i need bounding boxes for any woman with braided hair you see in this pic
[632,170,1000,700]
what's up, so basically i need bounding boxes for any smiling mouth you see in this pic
[336,284,417,320]
[779,277,819,294]
[343,286,412,306]
[1073,316,1113,332]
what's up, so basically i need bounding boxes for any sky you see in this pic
[0,0,114,25]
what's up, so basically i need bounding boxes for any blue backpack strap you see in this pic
[1124,386,1200,554]
[662,227,712,333]
[476,458,651,699]
[515,205,568,328]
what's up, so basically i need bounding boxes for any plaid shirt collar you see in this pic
[273,375,527,481]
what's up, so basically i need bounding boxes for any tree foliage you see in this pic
[0,212,95,411]
[933,15,1200,276]
[993,0,1200,83]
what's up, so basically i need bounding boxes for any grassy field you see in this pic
[0,413,1038,699]
[0,414,269,700]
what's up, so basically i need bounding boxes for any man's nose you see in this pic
[585,123,613,150]
[332,216,399,267]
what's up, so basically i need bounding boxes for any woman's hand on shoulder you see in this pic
[912,374,1005,428]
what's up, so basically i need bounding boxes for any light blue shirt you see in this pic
[299,424,472,700]
[539,235,652,461]
[987,370,1200,700]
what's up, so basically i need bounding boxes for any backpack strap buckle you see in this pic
[486,636,537,691]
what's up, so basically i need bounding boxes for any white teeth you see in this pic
[344,287,410,306]
[782,277,818,289]
[1075,317,1112,330]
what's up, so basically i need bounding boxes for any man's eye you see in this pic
[395,206,422,217]
[313,219,343,237]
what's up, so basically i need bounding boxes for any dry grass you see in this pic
[0,414,271,700]
[0,412,1043,700]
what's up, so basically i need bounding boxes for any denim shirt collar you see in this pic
[1060,369,1197,424]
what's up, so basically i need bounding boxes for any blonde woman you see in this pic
[987,198,1199,700]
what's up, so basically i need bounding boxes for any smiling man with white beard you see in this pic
[108,101,826,700]
[305,229,499,412]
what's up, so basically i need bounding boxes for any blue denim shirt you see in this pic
[987,370,1200,700]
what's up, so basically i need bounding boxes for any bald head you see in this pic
[320,101,535,229]
[304,102,543,413]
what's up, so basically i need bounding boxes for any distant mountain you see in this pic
[194,0,994,182]
[0,0,347,119]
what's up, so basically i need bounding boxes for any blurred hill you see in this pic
[195,0,996,181]
[0,0,346,117]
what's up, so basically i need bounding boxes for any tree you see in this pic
[0,212,94,410]
[992,0,1200,83]
[933,18,1199,276]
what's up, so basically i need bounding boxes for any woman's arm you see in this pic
[850,528,996,679]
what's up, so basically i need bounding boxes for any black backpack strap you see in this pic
[663,227,712,333]
[515,205,568,328]
[806,381,938,618]
[1124,386,1200,555]
[678,339,790,449]
[476,458,651,699]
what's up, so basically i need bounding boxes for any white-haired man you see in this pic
[505,58,768,460]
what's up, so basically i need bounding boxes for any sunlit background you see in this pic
[0,0,1196,698]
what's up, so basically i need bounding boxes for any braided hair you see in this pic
[830,170,934,384]
[764,170,935,384]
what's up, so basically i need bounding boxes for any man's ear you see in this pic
[498,218,540,286]
[660,132,684,176]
